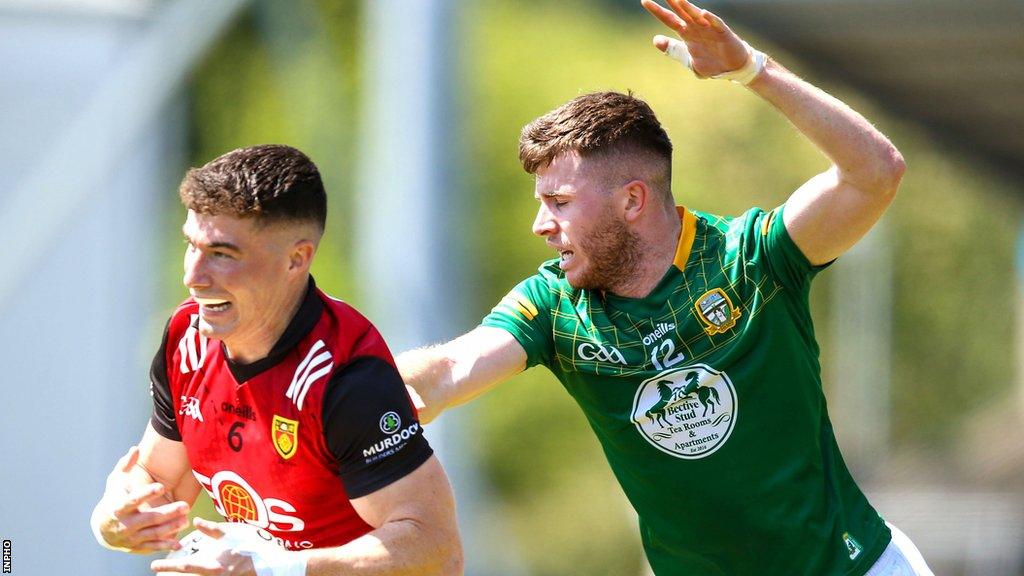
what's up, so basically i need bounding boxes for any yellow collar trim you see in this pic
[673,206,697,271]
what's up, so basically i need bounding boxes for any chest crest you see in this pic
[694,288,742,336]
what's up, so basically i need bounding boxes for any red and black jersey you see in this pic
[149,279,432,550]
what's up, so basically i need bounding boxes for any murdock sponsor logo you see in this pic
[363,423,420,458]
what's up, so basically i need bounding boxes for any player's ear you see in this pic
[621,179,649,223]
[288,239,316,273]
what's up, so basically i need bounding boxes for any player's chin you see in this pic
[197,317,234,340]
[564,270,594,291]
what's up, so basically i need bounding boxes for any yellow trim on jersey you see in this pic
[501,295,538,321]
[761,209,776,236]
[673,207,698,271]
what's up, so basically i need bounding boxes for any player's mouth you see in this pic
[558,250,575,268]
[194,296,232,313]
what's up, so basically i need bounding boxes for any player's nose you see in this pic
[182,249,211,290]
[532,204,557,237]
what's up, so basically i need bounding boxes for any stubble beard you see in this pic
[568,213,644,294]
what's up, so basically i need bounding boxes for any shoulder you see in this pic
[497,258,576,316]
[160,299,207,373]
[691,207,772,248]
[167,298,200,334]
[532,258,574,295]
[315,289,396,364]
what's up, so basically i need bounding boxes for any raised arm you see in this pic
[91,423,198,554]
[642,0,905,265]
[397,326,528,424]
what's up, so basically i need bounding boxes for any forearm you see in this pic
[398,329,526,425]
[747,59,905,193]
[397,345,457,425]
[301,518,462,576]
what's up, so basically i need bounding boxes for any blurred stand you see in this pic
[831,219,893,475]
[0,0,246,573]
[355,1,524,574]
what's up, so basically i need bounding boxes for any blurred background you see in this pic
[1,0,1022,574]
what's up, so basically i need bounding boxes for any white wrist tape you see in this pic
[217,526,307,576]
[664,39,767,85]
[169,523,307,576]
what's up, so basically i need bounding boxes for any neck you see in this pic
[224,280,308,364]
[609,204,682,299]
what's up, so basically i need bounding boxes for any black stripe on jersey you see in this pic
[322,356,433,499]
[227,278,324,383]
[149,317,180,441]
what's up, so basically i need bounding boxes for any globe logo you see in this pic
[219,481,259,523]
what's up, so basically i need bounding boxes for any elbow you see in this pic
[440,517,464,575]
[428,529,464,576]
[845,144,905,204]
[875,145,906,201]
[442,542,464,575]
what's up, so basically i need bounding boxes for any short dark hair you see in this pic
[179,144,327,231]
[518,92,673,195]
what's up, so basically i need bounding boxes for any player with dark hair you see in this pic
[398,2,932,575]
[91,144,463,576]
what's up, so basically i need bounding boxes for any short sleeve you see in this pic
[749,204,832,291]
[323,356,433,499]
[479,270,557,368]
[149,318,181,441]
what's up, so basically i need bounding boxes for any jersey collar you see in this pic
[673,206,698,272]
[226,276,324,384]
[602,207,698,315]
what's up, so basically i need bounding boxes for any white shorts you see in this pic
[864,523,935,576]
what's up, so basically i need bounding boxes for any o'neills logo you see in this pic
[221,402,256,421]
[363,422,420,458]
[642,322,676,346]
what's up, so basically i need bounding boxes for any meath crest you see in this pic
[695,288,741,335]
[272,415,299,460]
[630,364,738,459]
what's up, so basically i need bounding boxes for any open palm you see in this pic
[641,0,751,78]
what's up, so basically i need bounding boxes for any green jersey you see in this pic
[482,206,890,575]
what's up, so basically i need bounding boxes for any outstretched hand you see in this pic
[640,0,751,78]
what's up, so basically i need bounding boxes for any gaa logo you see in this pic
[576,341,627,366]
[631,364,737,459]
[379,412,401,434]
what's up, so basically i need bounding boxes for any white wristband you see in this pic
[664,39,767,85]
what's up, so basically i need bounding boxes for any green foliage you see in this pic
[885,143,1020,447]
